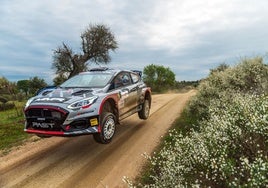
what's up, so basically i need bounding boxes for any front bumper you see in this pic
[24,105,100,136]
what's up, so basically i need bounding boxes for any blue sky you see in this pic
[1,0,268,84]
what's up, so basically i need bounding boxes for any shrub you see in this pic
[135,94,267,187]
[0,96,8,103]
[129,56,268,187]
[0,101,15,111]
[188,56,268,124]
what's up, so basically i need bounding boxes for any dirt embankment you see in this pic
[0,91,196,188]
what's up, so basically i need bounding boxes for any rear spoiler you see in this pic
[131,70,142,78]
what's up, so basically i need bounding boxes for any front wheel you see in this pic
[138,99,150,120]
[93,112,116,144]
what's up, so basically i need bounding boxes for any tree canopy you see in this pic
[143,64,176,92]
[52,24,118,85]
[17,80,30,96]
[0,76,48,102]
[28,77,47,95]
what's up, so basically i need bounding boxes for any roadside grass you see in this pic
[0,101,30,154]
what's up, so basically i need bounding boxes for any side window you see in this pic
[121,73,131,86]
[131,73,140,84]
[109,72,131,90]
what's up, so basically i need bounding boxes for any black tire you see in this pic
[93,112,116,144]
[138,99,150,120]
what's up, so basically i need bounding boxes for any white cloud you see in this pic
[1,0,268,82]
[138,0,268,52]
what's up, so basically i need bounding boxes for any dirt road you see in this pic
[0,91,195,188]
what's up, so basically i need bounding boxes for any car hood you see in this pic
[31,88,97,104]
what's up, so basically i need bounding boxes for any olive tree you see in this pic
[52,24,118,85]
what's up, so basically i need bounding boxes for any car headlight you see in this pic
[67,96,98,110]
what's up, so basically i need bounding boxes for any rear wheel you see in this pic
[138,99,150,119]
[93,112,116,144]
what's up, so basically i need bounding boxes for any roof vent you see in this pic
[89,67,110,72]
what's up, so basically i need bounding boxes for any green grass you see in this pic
[0,102,30,153]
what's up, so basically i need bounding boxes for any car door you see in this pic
[122,72,138,113]
[110,72,136,115]
[130,72,143,106]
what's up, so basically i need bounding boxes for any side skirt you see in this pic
[119,105,142,121]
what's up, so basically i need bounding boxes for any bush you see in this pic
[135,94,267,188]
[129,56,268,187]
[0,101,15,111]
[0,96,8,103]
[0,94,13,102]
[188,56,268,124]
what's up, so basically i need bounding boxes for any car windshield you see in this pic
[60,73,113,88]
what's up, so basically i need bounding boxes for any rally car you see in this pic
[24,68,151,144]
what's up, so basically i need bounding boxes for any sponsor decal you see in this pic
[90,118,98,126]
[35,97,66,102]
[32,122,54,129]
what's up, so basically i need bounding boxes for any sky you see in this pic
[1,0,268,84]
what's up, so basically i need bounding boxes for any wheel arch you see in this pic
[99,95,119,123]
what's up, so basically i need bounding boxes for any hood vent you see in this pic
[72,90,92,96]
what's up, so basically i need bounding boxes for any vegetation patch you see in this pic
[0,102,30,153]
[128,56,268,187]
[0,76,46,154]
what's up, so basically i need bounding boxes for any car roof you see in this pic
[79,67,140,76]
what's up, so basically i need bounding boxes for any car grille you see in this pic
[25,106,68,131]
